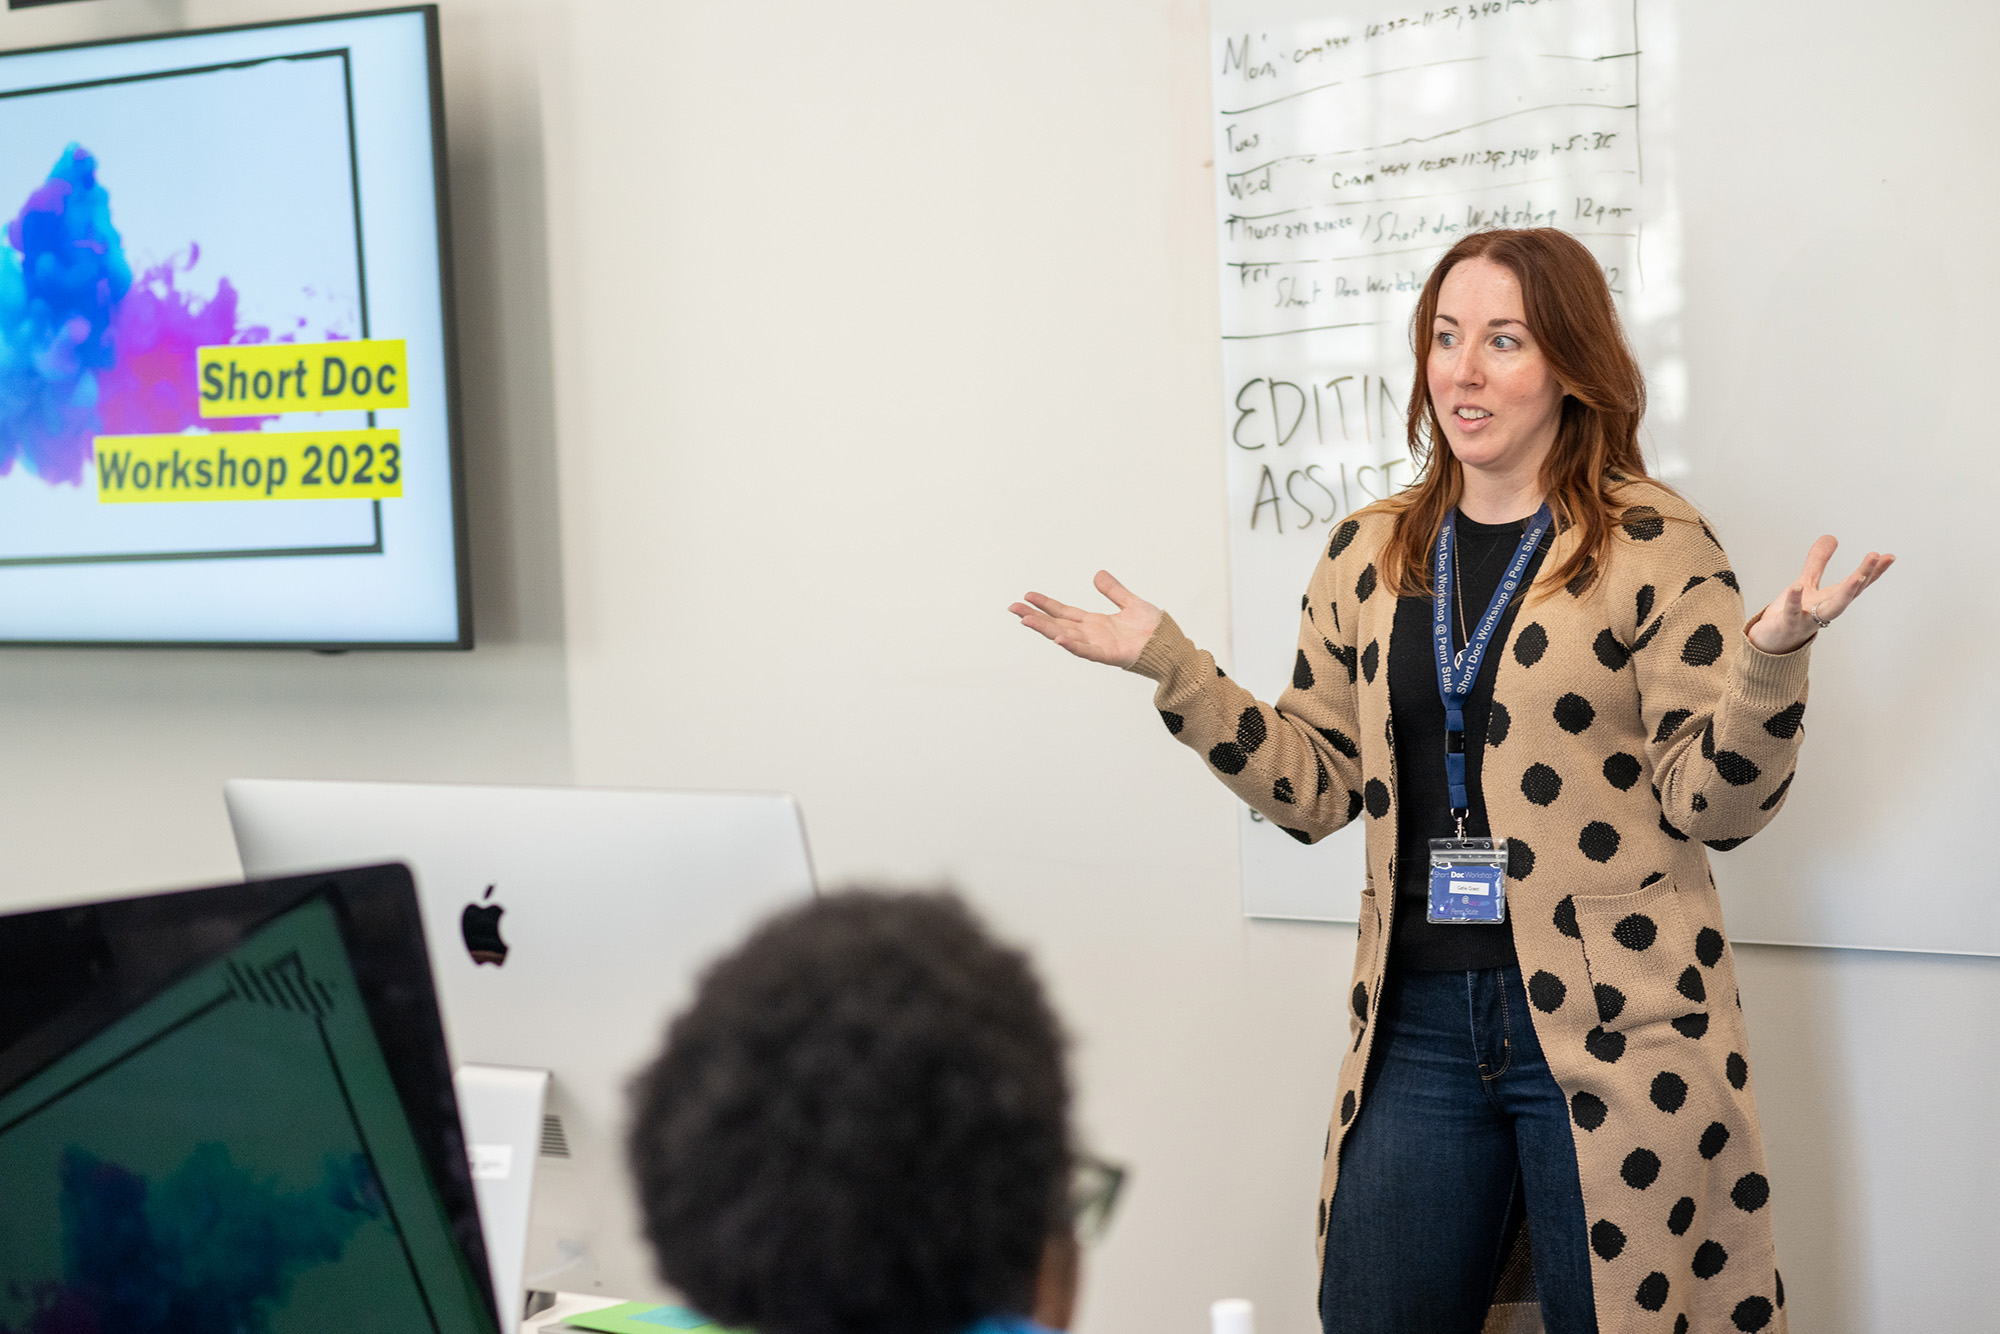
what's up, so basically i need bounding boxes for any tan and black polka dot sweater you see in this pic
[1130,480,1807,1334]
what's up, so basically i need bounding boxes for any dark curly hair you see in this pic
[627,889,1073,1334]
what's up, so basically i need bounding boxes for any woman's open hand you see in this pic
[1011,571,1163,670]
[1747,535,1894,655]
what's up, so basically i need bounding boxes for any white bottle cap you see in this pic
[1210,1298,1254,1334]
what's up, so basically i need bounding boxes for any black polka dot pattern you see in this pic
[1758,773,1794,812]
[1623,1148,1662,1189]
[1730,1173,1769,1212]
[1703,836,1749,853]
[1732,1297,1773,1331]
[1659,813,1690,842]
[1293,650,1314,690]
[1591,1219,1627,1260]
[1699,1121,1730,1160]
[1667,1196,1696,1236]
[1354,563,1377,603]
[1671,1013,1710,1040]
[1554,692,1597,733]
[1488,700,1512,746]
[1586,1026,1627,1063]
[1622,506,1666,540]
[1326,639,1357,681]
[1316,725,1359,759]
[1682,575,1708,596]
[1675,1317,1689,1334]
[1682,624,1725,667]
[1603,752,1642,790]
[1340,1089,1356,1125]
[1636,583,1656,624]
[1713,750,1761,786]
[1208,742,1248,774]
[1636,1272,1670,1311]
[1651,1071,1689,1113]
[1522,763,1563,806]
[1763,702,1805,739]
[1360,639,1380,683]
[1572,1090,1608,1131]
[1513,622,1549,667]
[1693,1239,1729,1280]
[1507,840,1535,880]
[1614,913,1656,949]
[1346,789,1364,821]
[1160,711,1185,734]
[1632,615,1664,652]
[1580,821,1622,862]
[1272,777,1295,804]
[1315,756,1330,796]
[1352,983,1368,1021]
[1363,779,1390,819]
[1654,708,1694,744]
[1327,519,1360,560]
[1677,966,1707,1003]
[1696,928,1725,967]
[1595,629,1631,671]
[1528,970,1567,1012]
[1714,569,1739,591]
[1553,894,1579,938]
[1595,984,1626,1024]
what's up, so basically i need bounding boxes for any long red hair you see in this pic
[1377,228,1656,598]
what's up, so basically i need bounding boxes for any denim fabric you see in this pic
[1319,964,1599,1334]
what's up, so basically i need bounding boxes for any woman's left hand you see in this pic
[1747,535,1895,654]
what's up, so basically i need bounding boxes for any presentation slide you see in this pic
[0,9,465,645]
[0,896,492,1333]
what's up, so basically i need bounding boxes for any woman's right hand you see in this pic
[1010,571,1163,670]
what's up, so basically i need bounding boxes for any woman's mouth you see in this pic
[1453,406,1493,429]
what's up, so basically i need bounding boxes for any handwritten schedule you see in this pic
[1209,0,1674,920]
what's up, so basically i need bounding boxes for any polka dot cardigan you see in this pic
[1131,481,1806,1333]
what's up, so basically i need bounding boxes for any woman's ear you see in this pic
[1030,1230,1081,1330]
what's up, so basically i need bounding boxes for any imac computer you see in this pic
[0,863,500,1334]
[225,779,818,1308]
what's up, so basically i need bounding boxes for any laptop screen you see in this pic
[0,872,496,1334]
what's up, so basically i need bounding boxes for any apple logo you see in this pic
[461,884,508,966]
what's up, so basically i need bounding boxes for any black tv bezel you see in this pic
[0,5,474,651]
[0,861,502,1332]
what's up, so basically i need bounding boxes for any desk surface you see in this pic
[522,1291,634,1334]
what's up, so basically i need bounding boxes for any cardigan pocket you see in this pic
[1571,876,1708,1043]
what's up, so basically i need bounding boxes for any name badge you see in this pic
[1428,838,1508,925]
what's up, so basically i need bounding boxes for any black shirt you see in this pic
[1386,512,1551,972]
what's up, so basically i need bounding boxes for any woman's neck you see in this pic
[1457,466,1545,524]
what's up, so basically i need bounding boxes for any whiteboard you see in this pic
[1209,0,1990,957]
[1210,0,1679,924]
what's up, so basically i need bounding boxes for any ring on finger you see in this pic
[1807,602,1834,630]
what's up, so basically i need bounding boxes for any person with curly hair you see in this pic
[627,889,1106,1334]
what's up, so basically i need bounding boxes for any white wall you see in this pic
[0,2,1988,1332]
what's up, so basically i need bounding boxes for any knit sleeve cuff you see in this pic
[1732,623,1812,705]
[1128,612,1201,685]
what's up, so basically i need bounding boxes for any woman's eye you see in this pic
[1492,335,1519,350]
[1436,331,1456,347]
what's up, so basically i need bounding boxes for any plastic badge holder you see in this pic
[1427,838,1508,924]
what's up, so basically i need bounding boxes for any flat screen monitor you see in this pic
[225,779,819,1304]
[0,6,468,646]
[0,862,499,1334]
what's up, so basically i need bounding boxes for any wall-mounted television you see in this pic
[0,6,468,647]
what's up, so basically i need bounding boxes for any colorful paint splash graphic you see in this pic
[0,1143,383,1334]
[0,144,284,486]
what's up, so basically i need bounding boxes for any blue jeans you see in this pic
[1319,964,1599,1334]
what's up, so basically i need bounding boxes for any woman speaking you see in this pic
[1012,229,1890,1334]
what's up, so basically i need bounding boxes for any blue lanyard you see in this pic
[1431,503,1553,820]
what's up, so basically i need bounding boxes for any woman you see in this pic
[1012,229,1890,1334]
[626,889,1119,1334]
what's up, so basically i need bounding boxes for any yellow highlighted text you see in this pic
[198,339,408,415]
[95,431,403,503]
